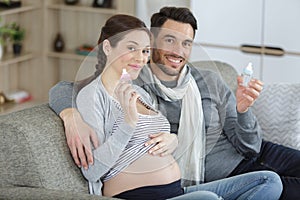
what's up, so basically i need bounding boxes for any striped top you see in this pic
[102,99,171,182]
[76,76,172,195]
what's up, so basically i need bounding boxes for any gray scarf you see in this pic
[139,64,206,186]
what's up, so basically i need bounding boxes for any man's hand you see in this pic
[236,76,264,113]
[60,108,99,169]
[145,132,178,156]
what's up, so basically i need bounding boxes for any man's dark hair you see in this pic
[150,7,197,38]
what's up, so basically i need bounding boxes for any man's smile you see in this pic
[165,55,184,67]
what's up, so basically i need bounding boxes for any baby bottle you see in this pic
[120,68,132,84]
[242,62,253,87]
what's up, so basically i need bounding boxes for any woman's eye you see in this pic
[128,47,136,51]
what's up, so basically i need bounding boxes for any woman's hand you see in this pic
[145,132,178,156]
[114,82,140,127]
[236,76,264,113]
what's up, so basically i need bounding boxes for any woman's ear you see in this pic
[103,39,111,56]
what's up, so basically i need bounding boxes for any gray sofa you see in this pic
[0,103,116,200]
[0,61,299,199]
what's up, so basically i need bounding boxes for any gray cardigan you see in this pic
[76,76,154,195]
[49,64,261,182]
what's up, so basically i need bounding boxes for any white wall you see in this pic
[135,0,190,27]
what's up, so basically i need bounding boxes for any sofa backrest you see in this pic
[252,83,300,150]
[0,104,88,193]
[191,60,238,93]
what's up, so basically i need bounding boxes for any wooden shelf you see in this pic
[0,100,46,115]
[0,52,36,66]
[47,50,97,62]
[47,4,117,14]
[0,0,136,113]
[0,5,40,16]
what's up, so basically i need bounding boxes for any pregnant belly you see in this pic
[103,154,181,197]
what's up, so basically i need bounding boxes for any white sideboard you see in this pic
[190,0,300,83]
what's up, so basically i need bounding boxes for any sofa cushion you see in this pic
[0,123,42,188]
[0,104,88,193]
[252,83,300,150]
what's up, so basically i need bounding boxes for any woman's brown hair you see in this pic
[76,14,150,93]
[96,14,150,75]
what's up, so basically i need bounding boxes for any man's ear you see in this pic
[102,39,111,56]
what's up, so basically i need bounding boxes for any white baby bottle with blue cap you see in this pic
[242,62,253,87]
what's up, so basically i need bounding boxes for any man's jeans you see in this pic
[184,170,282,200]
[170,190,222,200]
[228,140,300,200]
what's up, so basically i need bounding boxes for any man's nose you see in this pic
[171,42,184,56]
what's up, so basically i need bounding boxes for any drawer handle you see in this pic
[240,44,285,56]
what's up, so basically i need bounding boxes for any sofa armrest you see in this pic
[0,187,118,200]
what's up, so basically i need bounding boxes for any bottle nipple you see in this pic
[242,62,253,87]
[120,68,132,84]
[246,62,253,71]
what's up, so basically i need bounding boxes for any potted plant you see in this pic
[0,0,22,9]
[0,19,13,59]
[9,22,25,55]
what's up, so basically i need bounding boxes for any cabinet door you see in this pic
[263,0,300,83]
[190,45,261,79]
[264,0,300,53]
[191,0,263,47]
[262,55,300,83]
[190,0,264,79]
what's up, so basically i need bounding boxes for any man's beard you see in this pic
[151,48,183,77]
